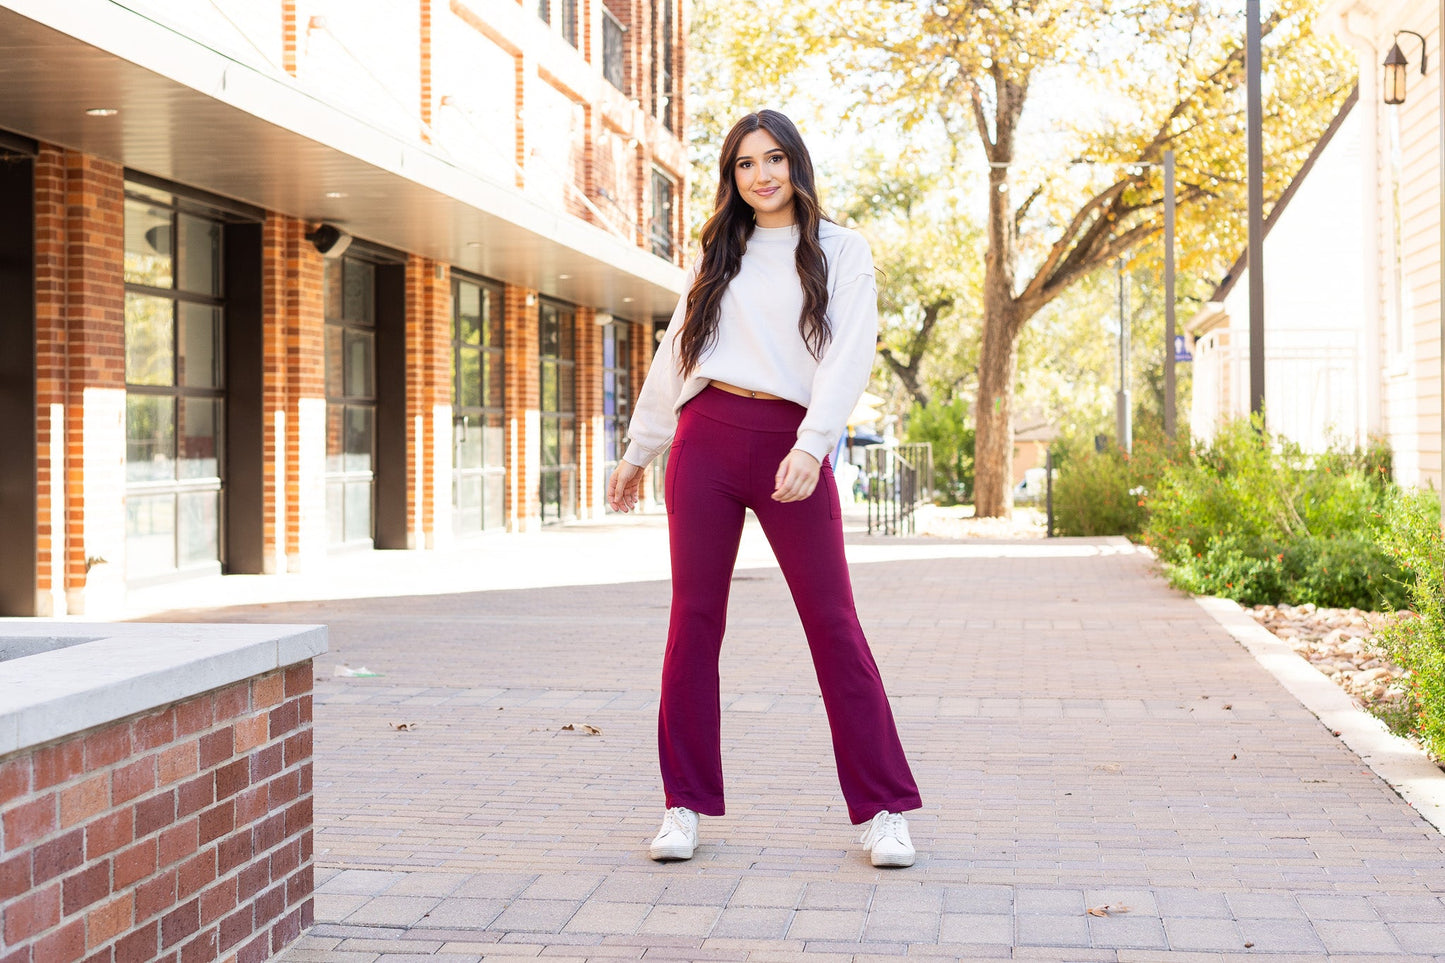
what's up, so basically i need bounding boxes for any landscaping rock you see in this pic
[1247,604,1413,712]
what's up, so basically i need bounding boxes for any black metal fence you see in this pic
[862,443,933,535]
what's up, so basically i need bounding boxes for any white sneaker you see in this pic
[859,811,915,867]
[648,806,698,861]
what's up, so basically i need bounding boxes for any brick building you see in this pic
[0,0,688,616]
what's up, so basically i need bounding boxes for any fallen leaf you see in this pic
[1223,704,1233,710]
[1231,754,1238,760]
[1086,906,1109,917]
[561,723,602,735]
[1244,942,1254,948]
[1086,904,1130,917]
[389,722,418,731]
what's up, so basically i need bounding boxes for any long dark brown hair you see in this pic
[676,109,832,376]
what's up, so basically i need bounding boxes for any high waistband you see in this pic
[684,384,806,432]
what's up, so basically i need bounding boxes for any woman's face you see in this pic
[732,129,795,227]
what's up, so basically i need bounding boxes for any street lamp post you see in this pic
[1116,258,1131,454]
[1247,0,1265,419]
[1164,149,1177,437]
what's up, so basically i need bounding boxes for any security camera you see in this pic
[306,224,353,259]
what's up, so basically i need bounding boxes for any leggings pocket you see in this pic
[822,457,842,520]
[664,440,685,513]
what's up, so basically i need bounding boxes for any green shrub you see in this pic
[1168,532,1410,610]
[1374,489,1445,761]
[1141,418,1413,610]
[905,398,974,505]
[1167,534,1286,605]
[1052,428,1186,537]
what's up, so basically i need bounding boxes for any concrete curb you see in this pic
[1196,594,1445,836]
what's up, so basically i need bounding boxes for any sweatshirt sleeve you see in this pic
[622,267,694,468]
[793,235,879,463]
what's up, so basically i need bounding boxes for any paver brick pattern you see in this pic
[147,518,1445,961]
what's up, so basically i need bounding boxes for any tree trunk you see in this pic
[971,135,1019,517]
[972,296,1016,516]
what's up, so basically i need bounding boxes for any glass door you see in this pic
[123,188,226,581]
[452,276,506,533]
[539,300,577,523]
[601,321,631,510]
[324,258,377,548]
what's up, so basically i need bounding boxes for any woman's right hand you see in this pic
[607,461,645,513]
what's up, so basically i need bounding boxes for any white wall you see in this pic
[1194,105,1370,452]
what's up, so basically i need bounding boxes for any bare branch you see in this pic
[970,82,995,154]
[1015,179,1131,307]
[1013,185,1045,231]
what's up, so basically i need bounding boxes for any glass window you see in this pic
[344,406,373,473]
[343,330,375,398]
[125,295,175,386]
[652,169,675,260]
[459,349,482,408]
[126,395,176,483]
[123,185,227,581]
[603,10,625,90]
[325,254,380,547]
[538,300,577,523]
[126,494,177,575]
[343,260,375,325]
[561,0,577,46]
[176,213,221,296]
[178,397,220,480]
[178,303,220,388]
[452,276,507,534]
[124,200,173,288]
[177,491,220,568]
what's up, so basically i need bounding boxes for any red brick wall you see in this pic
[62,153,125,600]
[419,0,434,140]
[281,1,297,77]
[574,308,601,518]
[281,220,325,564]
[405,257,452,545]
[33,148,66,605]
[503,284,539,529]
[261,215,290,573]
[0,665,316,963]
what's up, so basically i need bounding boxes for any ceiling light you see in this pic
[557,274,572,280]
[85,107,119,117]
[622,297,634,303]
[324,191,348,199]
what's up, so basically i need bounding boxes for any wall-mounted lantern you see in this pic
[1384,30,1427,105]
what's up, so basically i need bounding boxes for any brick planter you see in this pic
[0,622,327,963]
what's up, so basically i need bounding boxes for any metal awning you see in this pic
[0,0,685,322]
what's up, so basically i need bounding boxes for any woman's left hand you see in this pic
[773,449,821,502]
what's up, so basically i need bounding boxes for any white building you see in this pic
[1188,90,1370,454]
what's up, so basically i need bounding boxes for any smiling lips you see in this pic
[756,187,780,197]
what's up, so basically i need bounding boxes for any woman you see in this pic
[606,109,921,868]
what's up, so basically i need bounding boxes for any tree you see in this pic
[832,152,984,409]
[823,0,1352,514]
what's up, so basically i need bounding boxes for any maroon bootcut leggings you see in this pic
[659,386,922,825]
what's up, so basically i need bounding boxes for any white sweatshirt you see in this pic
[622,220,879,468]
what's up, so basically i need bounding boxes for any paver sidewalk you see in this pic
[143,516,1445,962]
